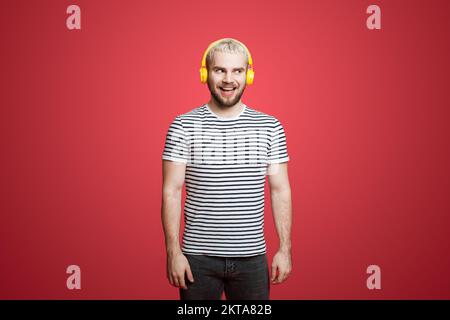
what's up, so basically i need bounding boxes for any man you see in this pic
[161,38,292,300]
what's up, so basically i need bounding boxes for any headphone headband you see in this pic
[201,38,253,68]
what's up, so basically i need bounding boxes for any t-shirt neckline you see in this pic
[204,103,247,120]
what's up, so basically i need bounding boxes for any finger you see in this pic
[173,276,180,287]
[274,270,285,284]
[179,275,187,290]
[168,272,175,286]
[271,264,277,282]
[278,271,287,283]
[272,273,280,284]
[280,269,291,283]
[186,264,194,283]
[285,270,291,280]
[170,271,178,286]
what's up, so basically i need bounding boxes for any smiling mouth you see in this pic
[219,87,237,97]
[219,86,237,93]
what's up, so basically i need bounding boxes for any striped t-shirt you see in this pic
[162,103,289,257]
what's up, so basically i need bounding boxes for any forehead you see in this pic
[210,51,247,68]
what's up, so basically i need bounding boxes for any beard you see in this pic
[207,80,246,108]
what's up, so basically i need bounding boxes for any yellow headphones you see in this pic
[199,38,255,85]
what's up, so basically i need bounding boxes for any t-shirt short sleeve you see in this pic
[162,116,189,163]
[267,119,289,164]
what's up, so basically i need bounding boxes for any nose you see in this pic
[223,71,233,83]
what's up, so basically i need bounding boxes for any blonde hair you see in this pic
[205,38,249,70]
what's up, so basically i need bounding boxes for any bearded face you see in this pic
[206,51,248,108]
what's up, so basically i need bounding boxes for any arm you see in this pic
[267,162,292,284]
[161,160,193,289]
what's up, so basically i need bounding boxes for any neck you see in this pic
[207,98,244,119]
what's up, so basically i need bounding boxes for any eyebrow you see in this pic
[213,66,246,71]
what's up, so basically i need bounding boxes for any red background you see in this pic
[1,0,449,299]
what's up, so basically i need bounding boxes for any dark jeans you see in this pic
[179,253,270,300]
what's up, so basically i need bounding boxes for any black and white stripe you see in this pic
[163,104,289,257]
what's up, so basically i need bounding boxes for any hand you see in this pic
[271,249,292,284]
[167,251,194,290]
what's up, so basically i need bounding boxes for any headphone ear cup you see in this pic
[200,67,208,83]
[246,69,254,85]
